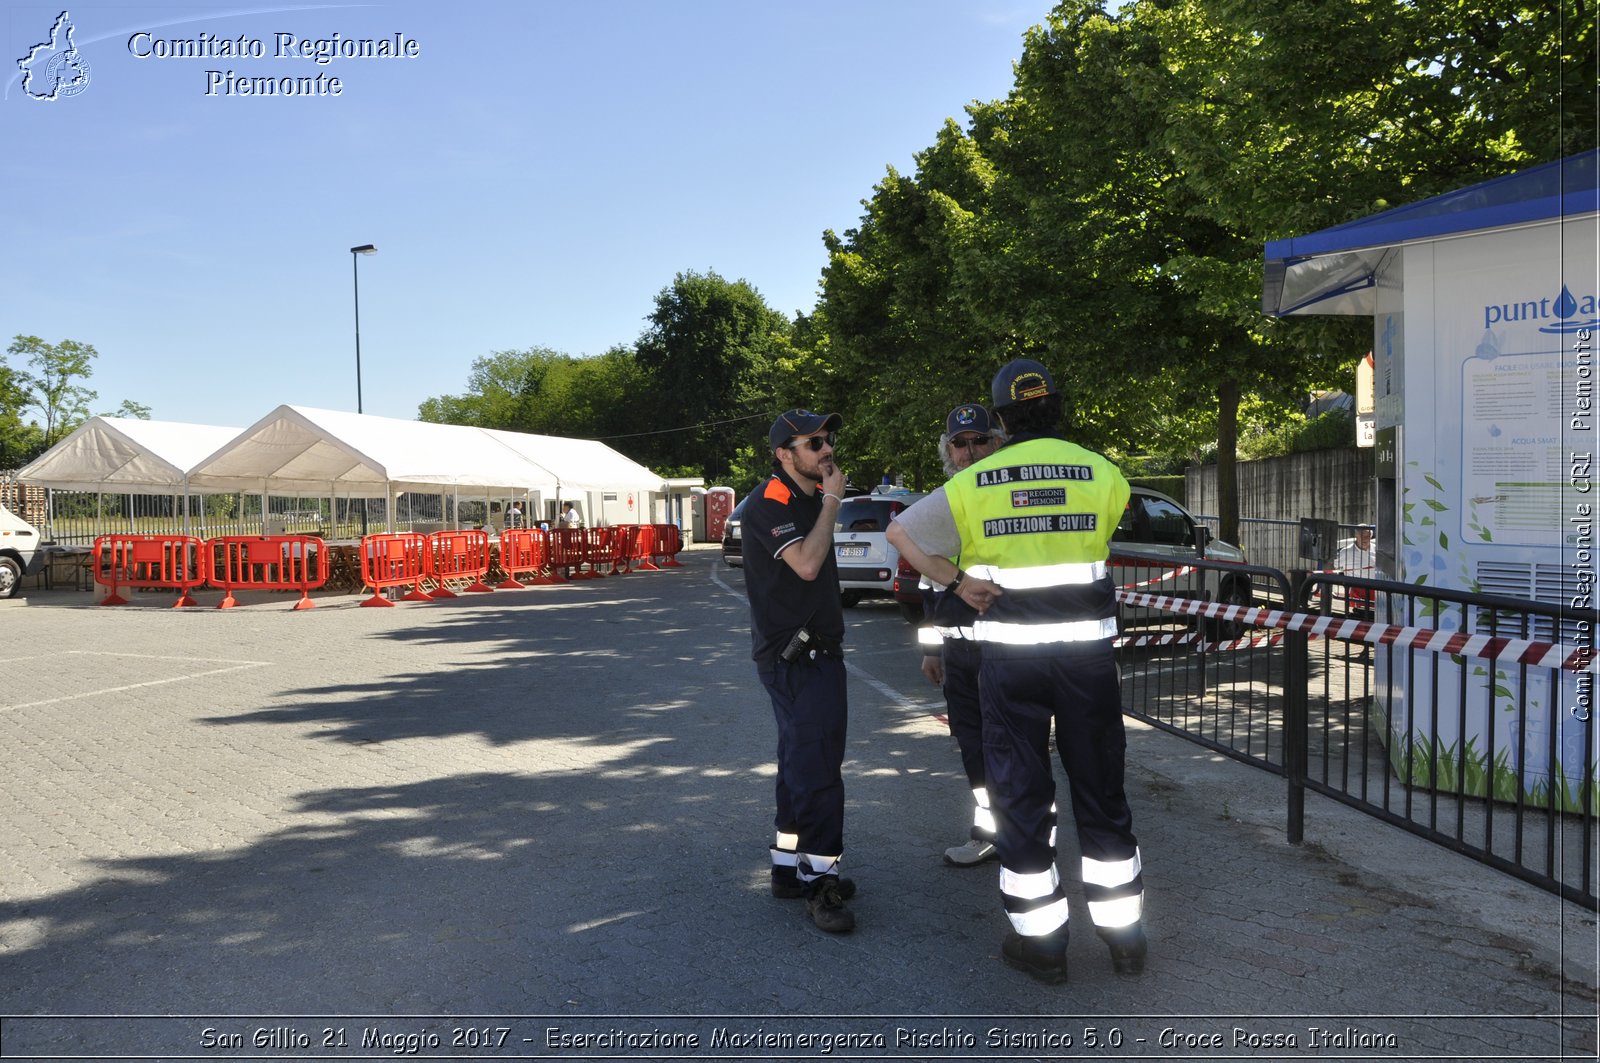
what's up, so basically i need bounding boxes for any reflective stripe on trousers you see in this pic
[1000,864,1070,936]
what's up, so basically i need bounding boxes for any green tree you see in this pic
[7,336,98,452]
[633,270,791,482]
[0,356,42,466]
[106,399,153,420]
[815,121,1028,491]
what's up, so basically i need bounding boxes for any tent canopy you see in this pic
[185,406,563,496]
[481,428,665,495]
[1263,150,1600,317]
[16,417,241,492]
[21,406,673,502]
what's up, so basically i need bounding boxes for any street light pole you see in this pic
[350,244,376,414]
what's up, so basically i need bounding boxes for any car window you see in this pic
[1143,497,1194,547]
[834,497,914,533]
[1113,498,1147,544]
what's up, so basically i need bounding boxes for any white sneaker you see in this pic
[943,839,997,866]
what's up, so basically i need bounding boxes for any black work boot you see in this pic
[772,867,856,900]
[803,876,856,933]
[1000,928,1069,985]
[1098,923,1147,975]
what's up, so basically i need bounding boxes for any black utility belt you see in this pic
[779,626,844,663]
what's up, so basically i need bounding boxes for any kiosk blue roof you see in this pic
[1263,150,1599,317]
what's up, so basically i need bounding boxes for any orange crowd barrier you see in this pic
[425,530,495,597]
[94,534,207,607]
[209,535,328,610]
[652,524,684,567]
[566,528,608,580]
[497,528,554,588]
[546,528,583,581]
[359,532,432,606]
[605,524,639,575]
[631,524,660,571]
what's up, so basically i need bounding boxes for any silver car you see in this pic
[1112,486,1251,640]
[833,491,926,608]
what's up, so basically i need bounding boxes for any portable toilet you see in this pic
[706,486,736,543]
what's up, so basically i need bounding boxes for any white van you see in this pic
[0,503,46,598]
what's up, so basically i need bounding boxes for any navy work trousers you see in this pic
[759,654,848,863]
[942,637,985,793]
[979,644,1137,876]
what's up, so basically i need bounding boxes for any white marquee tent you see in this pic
[17,417,241,492]
[480,427,664,495]
[185,406,563,496]
[18,406,683,534]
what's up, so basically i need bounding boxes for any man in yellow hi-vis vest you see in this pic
[888,359,1145,984]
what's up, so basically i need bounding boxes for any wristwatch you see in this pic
[945,569,966,593]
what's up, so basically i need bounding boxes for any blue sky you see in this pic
[3,1,1047,430]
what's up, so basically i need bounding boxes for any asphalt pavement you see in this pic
[0,544,1594,1062]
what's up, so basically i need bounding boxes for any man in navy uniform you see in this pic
[916,404,1004,867]
[889,360,1144,983]
[740,409,856,933]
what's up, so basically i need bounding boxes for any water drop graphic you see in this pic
[1554,285,1578,319]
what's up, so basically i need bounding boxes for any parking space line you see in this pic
[2,655,272,712]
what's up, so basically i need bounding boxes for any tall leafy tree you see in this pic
[0,356,42,466]
[7,336,98,451]
[816,121,1033,490]
[633,270,791,482]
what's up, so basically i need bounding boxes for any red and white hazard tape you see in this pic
[1115,588,1597,674]
[1197,631,1289,653]
[1112,563,1197,589]
[1114,630,1198,649]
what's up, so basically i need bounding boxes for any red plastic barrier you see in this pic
[652,523,684,567]
[425,530,494,596]
[94,534,207,607]
[497,528,558,588]
[572,528,610,579]
[547,528,584,581]
[209,535,328,610]
[632,524,660,571]
[608,524,640,575]
[359,533,432,606]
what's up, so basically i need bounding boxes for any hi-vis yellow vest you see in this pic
[945,436,1130,655]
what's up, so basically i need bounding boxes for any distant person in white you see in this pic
[559,503,582,529]
[1335,524,1375,577]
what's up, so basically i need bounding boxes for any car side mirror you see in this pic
[1193,525,1211,556]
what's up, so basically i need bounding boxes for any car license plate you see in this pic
[838,544,868,559]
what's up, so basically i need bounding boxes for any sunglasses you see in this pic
[951,435,993,449]
[785,433,836,452]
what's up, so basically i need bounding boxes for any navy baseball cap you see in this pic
[991,358,1057,408]
[946,404,994,436]
[769,409,841,450]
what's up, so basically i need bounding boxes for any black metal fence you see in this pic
[1111,546,1598,909]
[1193,515,1369,589]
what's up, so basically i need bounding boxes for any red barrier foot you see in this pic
[293,594,315,610]
[402,586,434,601]
[99,592,128,606]
[464,580,494,593]
[360,590,396,607]
[174,592,200,608]
[497,577,527,589]
[218,593,238,609]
